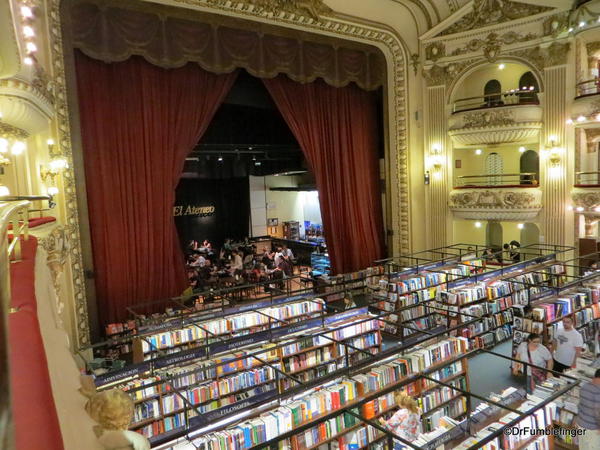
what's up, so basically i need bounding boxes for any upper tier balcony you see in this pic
[449,173,542,221]
[448,90,542,147]
[572,79,600,125]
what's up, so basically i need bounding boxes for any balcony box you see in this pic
[448,105,542,146]
[449,187,542,220]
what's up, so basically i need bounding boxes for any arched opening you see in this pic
[520,223,540,248]
[484,79,502,107]
[519,150,539,185]
[486,221,503,252]
[518,71,539,104]
[485,152,503,185]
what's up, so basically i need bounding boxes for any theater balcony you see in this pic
[448,93,542,146]
[449,173,542,221]
[573,172,600,215]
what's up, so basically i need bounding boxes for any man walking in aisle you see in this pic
[577,369,600,450]
[552,317,584,374]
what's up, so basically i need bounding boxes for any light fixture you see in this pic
[20,5,33,18]
[474,222,482,228]
[580,21,586,28]
[429,155,444,171]
[595,207,600,212]
[47,138,55,146]
[0,185,10,197]
[517,223,524,229]
[475,149,482,155]
[577,115,586,122]
[23,26,34,38]
[23,56,33,65]
[576,207,585,212]
[595,114,600,121]
[47,186,59,196]
[568,27,574,32]
[255,161,261,166]
[11,141,26,155]
[498,64,505,70]
[25,42,37,53]
[0,138,8,153]
[49,158,67,171]
[217,156,223,162]
[566,118,573,125]
[518,146,526,153]
[431,143,441,153]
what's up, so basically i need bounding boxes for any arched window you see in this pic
[519,150,539,185]
[518,71,539,104]
[485,152,503,185]
[486,221,503,253]
[484,79,502,107]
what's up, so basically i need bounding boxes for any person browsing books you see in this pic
[379,392,422,449]
[552,316,584,374]
[343,293,357,310]
[513,333,553,393]
[577,368,600,450]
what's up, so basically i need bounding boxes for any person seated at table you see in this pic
[262,247,274,268]
[200,239,212,252]
[229,249,243,275]
[278,253,293,277]
[187,240,199,252]
[243,251,255,269]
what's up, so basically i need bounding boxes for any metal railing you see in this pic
[453,89,539,113]
[455,172,538,188]
[575,171,600,186]
[576,78,600,97]
[1,199,33,450]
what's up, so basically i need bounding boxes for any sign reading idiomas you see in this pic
[173,205,215,217]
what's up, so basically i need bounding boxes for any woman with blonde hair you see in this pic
[379,391,422,449]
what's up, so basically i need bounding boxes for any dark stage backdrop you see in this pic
[175,177,250,250]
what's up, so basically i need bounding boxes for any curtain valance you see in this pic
[70,1,385,91]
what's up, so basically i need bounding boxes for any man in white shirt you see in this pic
[274,247,284,268]
[552,316,584,374]
[189,253,206,268]
[282,245,294,260]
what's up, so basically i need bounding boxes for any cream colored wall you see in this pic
[452,219,538,247]
[453,145,539,182]
[452,63,536,101]
[264,175,305,232]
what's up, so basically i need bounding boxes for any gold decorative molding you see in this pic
[572,188,600,209]
[49,0,412,345]
[425,42,445,62]
[227,0,333,21]
[542,12,569,38]
[462,110,514,128]
[423,60,474,86]
[39,226,70,327]
[449,31,538,59]
[440,0,552,37]
[0,122,29,140]
[510,42,570,70]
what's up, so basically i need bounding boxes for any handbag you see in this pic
[527,346,547,391]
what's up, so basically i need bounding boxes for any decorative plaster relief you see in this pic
[39,226,70,328]
[449,188,542,220]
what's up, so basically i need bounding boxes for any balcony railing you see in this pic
[452,89,539,113]
[455,173,538,188]
[575,171,600,186]
[576,78,600,97]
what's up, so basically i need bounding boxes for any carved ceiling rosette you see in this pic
[449,188,542,220]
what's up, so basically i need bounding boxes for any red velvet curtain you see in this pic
[75,52,236,324]
[263,76,384,273]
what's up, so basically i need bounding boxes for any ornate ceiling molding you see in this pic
[439,0,553,37]
[449,188,542,220]
[572,188,600,209]
[49,0,412,345]
[509,41,570,70]
[0,76,55,135]
[423,59,475,86]
[0,122,29,140]
[449,31,538,59]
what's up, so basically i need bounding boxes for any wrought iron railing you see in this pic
[575,171,600,186]
[452,89,539,113]
[576,78,600,97]
[455,172,538,188]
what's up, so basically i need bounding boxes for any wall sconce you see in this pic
[429,155,444,171]
[546,136,561,167]
[0,122,28,157]
[39,138,67,193]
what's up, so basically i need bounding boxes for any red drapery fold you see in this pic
[75,51,237,324]
[263,76,385,273]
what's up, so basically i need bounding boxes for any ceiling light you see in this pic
[20,6,33,18]
[0,185,10,197]
[47,186,59,196]
[23,26,34,38]
[475,149,482,155]
[11,141,26,155]
[0,138,8,153]
[580,21,586,28]
[568,27,573,32]
[474,221,482,228]
[217,157,223,162]
[49,158,67,171]
[517,223,524,229]
[518,147,526,153]
[26,42,37,53]
[595,207,600,212]
[566,118,573,124]
[498,64,505,70]
[577,115,586,122]
[23,56,33,65]
[255,161,261,166]
[576,207,584,212]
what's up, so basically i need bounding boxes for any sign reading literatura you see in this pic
[172,205,215,217]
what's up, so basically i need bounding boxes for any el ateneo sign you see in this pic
[173,205,215,217]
